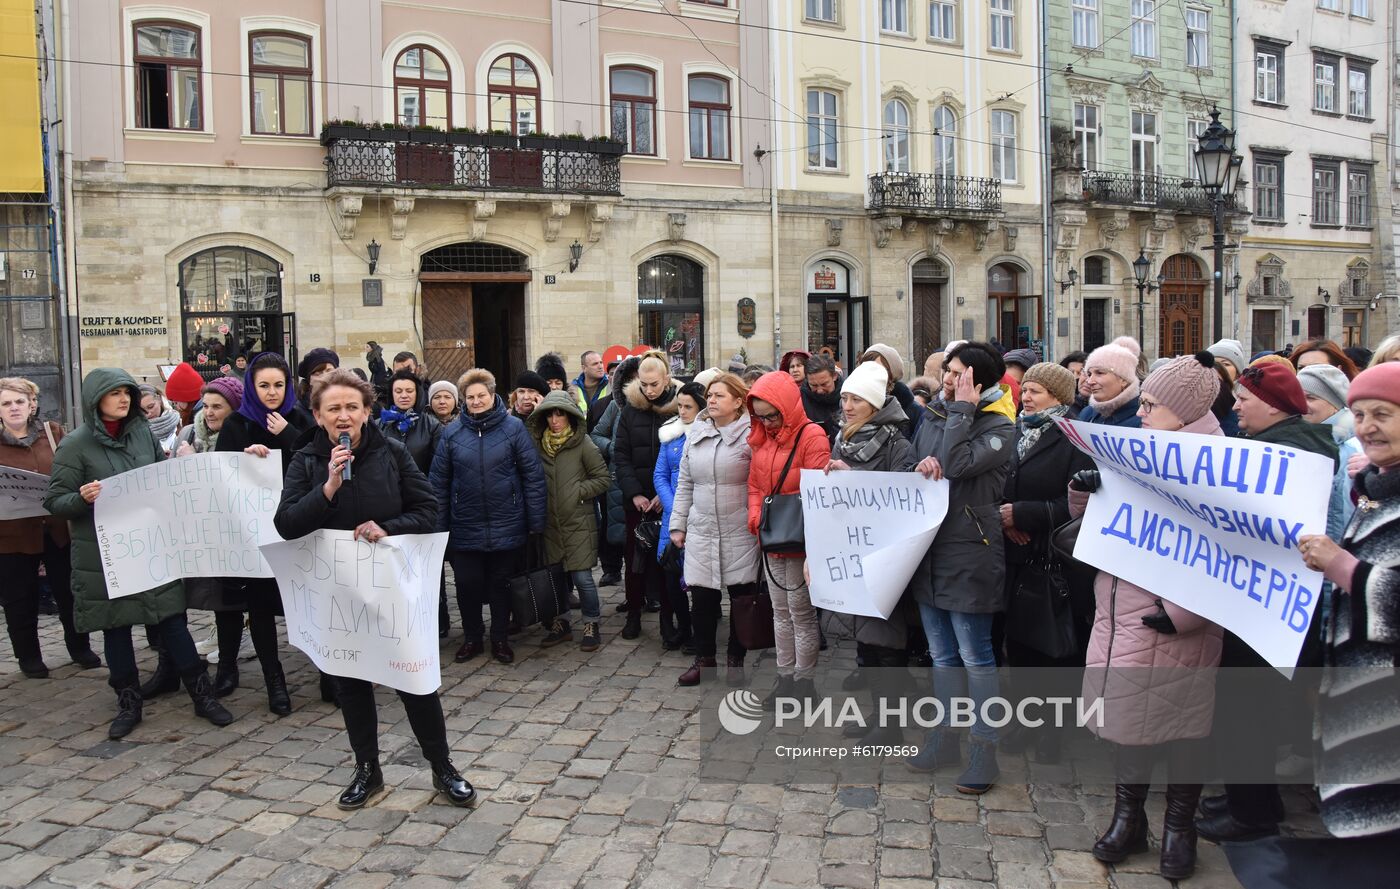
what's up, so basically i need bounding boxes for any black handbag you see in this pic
[1005,545,1077,660]
[659,541,684,575]
[1050,515,1082,564]
[508,542,567,628]
[757,424,813,556]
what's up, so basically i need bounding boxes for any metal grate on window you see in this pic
[419,243,529,274]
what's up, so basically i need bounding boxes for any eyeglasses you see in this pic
[752,409,782,425]
[1138,399,1159,414]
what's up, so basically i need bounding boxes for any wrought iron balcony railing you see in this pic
[1080,171,1239,214]
[867,172,1003,216]
[324,130,623,196]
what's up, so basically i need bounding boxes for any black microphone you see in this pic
[338,432,352,481]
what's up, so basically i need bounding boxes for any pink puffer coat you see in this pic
[1071,410,1224,747]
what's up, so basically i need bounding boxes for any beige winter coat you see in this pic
[669,414,760,590]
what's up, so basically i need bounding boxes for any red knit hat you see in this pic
[164,362,205,403]
[1238,362,1308,416]
[1348,362,1400,407]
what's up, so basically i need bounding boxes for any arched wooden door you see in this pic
[1158,254,1205,357]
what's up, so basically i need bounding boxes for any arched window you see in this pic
[933,105,957,178]
[179,246,287,380]
[610,66,657,155]
[638,255,704,375]
[394,45,451,128]
[134,21,202,129]
[250,32,312,135]
[883,99,911,172]
[488,53,540,135]
[1082,255,1108,285]
[688,74,731,160]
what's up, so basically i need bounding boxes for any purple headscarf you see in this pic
[235,352,298,428]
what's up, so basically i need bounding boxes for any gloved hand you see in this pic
[1069,469,1102,493]
[1141,599,1178,635]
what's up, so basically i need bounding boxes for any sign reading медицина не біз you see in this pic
[259,530,448,695]
[1055,418,1333,676]
[93,451,284,598]
[800,469,949,620]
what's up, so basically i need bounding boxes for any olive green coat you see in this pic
[528,390,610,572]
[44,368,186,632]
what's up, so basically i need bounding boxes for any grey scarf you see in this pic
[1016,404,1070,459]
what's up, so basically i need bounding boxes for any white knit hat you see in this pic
[1085,336,1141,385]
[841,360,888,410]
[429,380,457,402]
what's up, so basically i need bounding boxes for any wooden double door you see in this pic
[420,278,526,389]
[1158,254,1206,357]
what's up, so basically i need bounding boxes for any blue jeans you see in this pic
[918,603,999,743]
[570,570,601,622]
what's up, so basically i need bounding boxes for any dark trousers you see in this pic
[662,571,691,638]
[690,583,755,660]
[596,495,621,574]
[213,608,281,673]
[0,534,87,662]
[1215,631,1289,825]
[105,612,199,689]
[623,506,664,615]
[335,676,450,765]
[449,548,520,643]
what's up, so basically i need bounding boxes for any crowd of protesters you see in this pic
[2,328,1397,879]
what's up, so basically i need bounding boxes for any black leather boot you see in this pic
[182,669,234,727]
[214,660,239,698]
[264,664,291,716]
[1161,783,1203,880]
[1092,782,1150,863]
[108,683,143,740]
[138,648,180,700]
[338,761,384,810]
[430,759,476,807]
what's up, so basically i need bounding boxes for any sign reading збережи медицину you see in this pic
[79,315,167,336]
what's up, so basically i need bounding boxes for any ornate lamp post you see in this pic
[1193,108,1241,344]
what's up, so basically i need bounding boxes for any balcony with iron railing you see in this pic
[322,125,623,196]
[867,172,1003,217]
[1079,171,1240,214]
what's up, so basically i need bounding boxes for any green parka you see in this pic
[528,390,611,572]
[44,368,186,632]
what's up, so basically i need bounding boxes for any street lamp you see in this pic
[366,239,381,276]
[1193,108,1241,346]
[1133,249,1152,347]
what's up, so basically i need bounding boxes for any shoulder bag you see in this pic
[757,423,813,556]
[1004,541,1077,660]
[508,538,567,628]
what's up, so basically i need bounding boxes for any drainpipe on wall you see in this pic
[57,0,81,424]
[768,60,781,365]
[1040,0,1055,362]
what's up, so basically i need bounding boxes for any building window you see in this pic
[806,88,840,170]
[989,0,1014,51]
[1253,155,1283,221]
[1255,44,1282,103]
[805,0,837,23]
[1083,255,1108,285]
[881,0,908,33]
[134,22,202,130]
[1251,310,1278,354]
[688,74,731,160]
[1312,161,1340,225]
[1342,309,1363,347]
[1317,0,1340,10]
[1130,110,1156,178]
[1347,165,1371,226]
[1347,63,1370,117]
[249,32,310,136]
[638,255,704,377]
[1186,117,1208,176]
[1130,0,1156,59]
[933,105,957,177]
[1073,102,1098,171]
[610,66,657,155]
[929,0,957,41]
[394,45,450,127]
[488,54,540,136]
[1071,0,1097,48]
[1351,0,1370,16]
[883,99,910,172]
[1314,55,1338,112]
[990,110,1017,182]
[1185,8,1209,67]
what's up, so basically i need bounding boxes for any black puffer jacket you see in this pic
[380,412,442,476]
[216,409,312,475]
[274,421,436,539]
[613,379,678,501]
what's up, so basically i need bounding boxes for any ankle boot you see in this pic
[430,759,476,807]
[764,674,796,708]
[679,656,716,687]
[66,637,101,669]
[5,601,45,677]
[138,648,180,700]
[182,669,234,727]
[1160,783,1203,880]
[338,761,384,810]
[725,655,745,687]
[1092,782,1150,863]
[214,660,239,698]
[264,664,291,716]
[108,683,143,739]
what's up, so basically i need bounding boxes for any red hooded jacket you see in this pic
[745,371,830,552]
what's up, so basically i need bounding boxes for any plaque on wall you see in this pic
[736,298,756,338]
[362,279,383,307]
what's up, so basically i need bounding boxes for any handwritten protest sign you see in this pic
[94,452,283,598]
[1056,418,1333,674]
[800,469,949,618]
[259,530,447,695]
[0,466,50,520]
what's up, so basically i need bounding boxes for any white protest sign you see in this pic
[1056,418,1332,674]
[94,452,283,598]
[0,466,50,520]
[800,469,950,618]
[259,530,447,695]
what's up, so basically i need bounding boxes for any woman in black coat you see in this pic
[274,369,474,810]
[380,368,442,475]
[997,363,1093,763]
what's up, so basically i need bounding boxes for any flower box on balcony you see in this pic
[458,131,518,149]
[518,134,626,156]
[320,124,410,145]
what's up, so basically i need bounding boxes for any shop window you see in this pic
[179,247,291,380]
[638,255,703,376]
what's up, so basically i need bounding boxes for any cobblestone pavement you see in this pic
[0,575,1318,889]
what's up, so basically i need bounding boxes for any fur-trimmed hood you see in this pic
[623,378,679,416]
